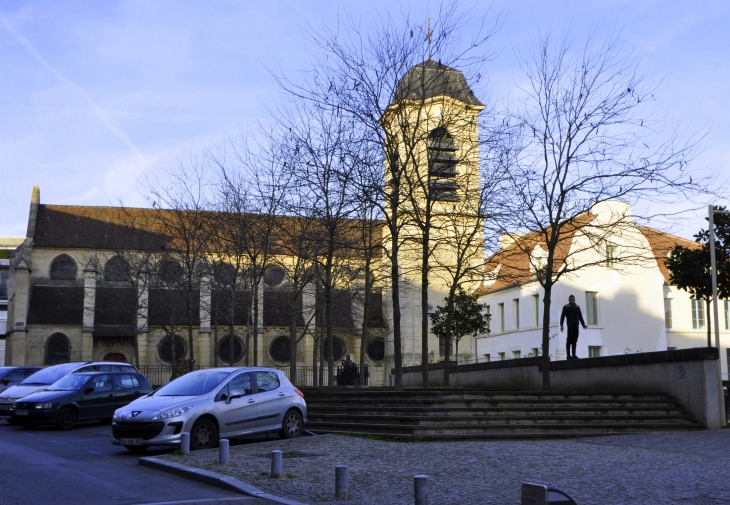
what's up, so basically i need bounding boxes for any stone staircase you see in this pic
[301,388,701,439]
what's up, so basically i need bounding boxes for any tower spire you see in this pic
[426,17,434,60]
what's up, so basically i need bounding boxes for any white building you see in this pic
[475,201,730,380]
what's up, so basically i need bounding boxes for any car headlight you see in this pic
[113,409,122,421]
[34,403,52,409]
[152,405,194,420]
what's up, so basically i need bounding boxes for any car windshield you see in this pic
[153,370,231,397]
[0,368,13,379]
[47,374,91,391]
[20,363,79,385]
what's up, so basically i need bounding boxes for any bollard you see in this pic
[335,465,348,499]
[180,432,190,455]
[414,475,428,505]
[270,450,283,477]
[219,439,229,464]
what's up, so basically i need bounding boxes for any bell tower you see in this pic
[382,59,485,366]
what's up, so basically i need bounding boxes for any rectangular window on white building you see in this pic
[485,305,491,332]
[513,299,520,329]
[531,347,539,357]
[498,352,505,361]
[588,346,602,358]
[692,299,705,330]
[484,354,490,362]
[585,292,599,325]
[606,243,618,268]
[512,350,521,359]
[725,300,729,330]
[498,303,505,332]
[727,348,730,377]
[533,294,540,326]
[664,298,673,329]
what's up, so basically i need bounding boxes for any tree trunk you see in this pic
[420,223,430,389]
[289,295,298,386]
[228,291,236,366]
[326,260,334,388]
[214,317,219,367]
[252,284,259,366]
[541,280,554,391]
[360,270,371,387]
[390,214,403,391]
[443,294,455,387]
[187,299,195,362]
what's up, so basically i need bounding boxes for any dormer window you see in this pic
[606,243,619,268]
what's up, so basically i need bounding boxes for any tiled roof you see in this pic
[475,213,596,296]
[638,227,699,282]
[393,59,483,106]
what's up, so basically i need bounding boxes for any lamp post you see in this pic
[708,205,730,426]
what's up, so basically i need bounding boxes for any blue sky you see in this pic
[1,1,728,238]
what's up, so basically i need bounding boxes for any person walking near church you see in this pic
[560,295,587,359]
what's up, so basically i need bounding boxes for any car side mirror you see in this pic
[85,387,95,394]
[226,389,244,404]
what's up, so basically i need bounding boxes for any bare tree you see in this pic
[493,30,707,390]
[275,2,499,389]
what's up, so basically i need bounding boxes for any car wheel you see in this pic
[55,407,77,430]
[190,418,218,451]
[123,445,148,454]
[279,409,303,439]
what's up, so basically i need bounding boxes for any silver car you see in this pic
[110,367,307,453]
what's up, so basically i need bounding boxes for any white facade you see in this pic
[476,201,730,380]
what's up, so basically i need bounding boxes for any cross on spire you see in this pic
[426,17,434,60]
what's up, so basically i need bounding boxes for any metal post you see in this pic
[219,439,229,464]
[708,205,727,426]
[335,465,348,499]
[180,432,190,455]
[414,475,428,505]
[271,450,282,477]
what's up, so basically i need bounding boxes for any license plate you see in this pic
[120,438,142,446]
[14,410,29,416]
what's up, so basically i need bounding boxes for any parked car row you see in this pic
[0,362,307,453]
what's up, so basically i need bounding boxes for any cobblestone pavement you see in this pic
[157,431,730,505]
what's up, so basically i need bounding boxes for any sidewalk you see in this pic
[146,431,730,505]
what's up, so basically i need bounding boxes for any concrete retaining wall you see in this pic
[400,348,723,429]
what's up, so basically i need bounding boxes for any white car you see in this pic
[110,367,307,453]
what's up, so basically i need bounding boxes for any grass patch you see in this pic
[168,449,185,456]
[260,472,268,477]
[271,473,281,478]
[286,472,297,479]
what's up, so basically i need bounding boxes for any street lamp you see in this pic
[708,205,730,426]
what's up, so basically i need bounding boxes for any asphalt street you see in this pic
[0,419,276,505]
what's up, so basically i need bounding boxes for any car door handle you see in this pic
[278,392,286,397]
[248,399,255,404]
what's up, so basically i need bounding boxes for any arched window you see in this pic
[50,256,77,280]
[158,260,183,285]
[218,336,245,364]
[104,256,131,282]
[427,127,459,201]
[158,336,186,364]
[269,337,291,364]
[321,337,345,363]
[366,338,385,362]
[264,266,285,287]
[214,263,236,287]
[45,333,70,364]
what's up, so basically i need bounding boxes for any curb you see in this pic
[139,456,308,505]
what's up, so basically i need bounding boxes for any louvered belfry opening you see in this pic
[427,127,459,201]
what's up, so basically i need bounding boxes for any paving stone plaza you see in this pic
[158,431,730,504]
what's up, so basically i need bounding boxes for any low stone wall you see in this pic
[400,348,723,429]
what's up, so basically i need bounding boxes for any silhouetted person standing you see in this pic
[560,295,587,359]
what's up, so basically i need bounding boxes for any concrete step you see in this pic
[308,406,687,416]
[307,414,696,425]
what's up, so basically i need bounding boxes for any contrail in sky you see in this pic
[0,8,144,162]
